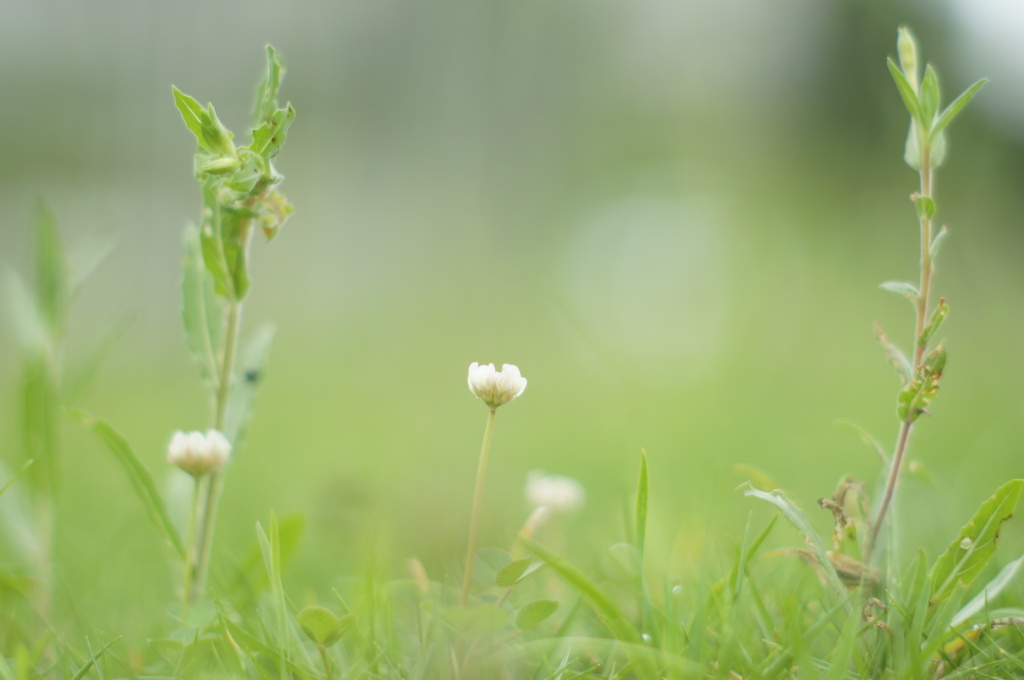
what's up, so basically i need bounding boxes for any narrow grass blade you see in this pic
[0,460,33,499]
[634,450,648,560]
[743,485,845,596]
[951,551,1024,628]
[230,512,306,607]
[69,637,118,680]
[518,534,640,643]
[76,411,185,559]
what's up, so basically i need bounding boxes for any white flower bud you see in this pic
[167,428,232,477]
[897,26,920,92]
[467,362,527,409]
[526,470,585,515]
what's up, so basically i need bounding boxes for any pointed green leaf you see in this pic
[930,480,1023,606]
[635,449,649,559]
[172,86,207,146]
[518,534,641,643]
[252,45,287,125]
[495,558,532,587]
[888,58,923,124]
[933,79,987,139]
[919,64,941,123]
[297,606,353,647]
[515,599,558,630]
[879,280,920,306]
[76,411,184,559]
[182,223,224,387]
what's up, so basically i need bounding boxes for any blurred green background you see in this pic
[2,0,1024,637]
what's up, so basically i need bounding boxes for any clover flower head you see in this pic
[167,428,232,477]
[526,470,585,515]
[467,362,527,409]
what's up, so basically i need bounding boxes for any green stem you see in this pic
[181,476,202,620]
[318,645,335,680]
[867,143,935,559]
[191,297,243,601]
[461,408,497,607]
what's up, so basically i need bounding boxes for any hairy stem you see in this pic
[462,408,497,606]
[868,144,934,558]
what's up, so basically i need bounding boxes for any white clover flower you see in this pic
[167,429,232,477]
[467,362,527,409]
[526,470,585,515]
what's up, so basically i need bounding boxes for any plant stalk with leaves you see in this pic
[173,45,295,603]
[866,27,986,560]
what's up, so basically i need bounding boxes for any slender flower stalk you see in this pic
[167,428,232,606]
[462,362,527,606]
[462,408,496,605]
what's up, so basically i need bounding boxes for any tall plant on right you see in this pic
[866,26,988,560]
[742,26,1024,677]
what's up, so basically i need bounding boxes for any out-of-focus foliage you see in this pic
[0,0,1023,646]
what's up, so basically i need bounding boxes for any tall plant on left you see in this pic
[3,202,117,647]
[83,45,295,620]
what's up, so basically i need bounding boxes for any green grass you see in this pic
[2,27,1024,680]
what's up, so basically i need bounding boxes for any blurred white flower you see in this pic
[467,362,527,409]
[526,470,585,515]
[167,429,232,477]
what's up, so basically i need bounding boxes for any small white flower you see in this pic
[167,429,232,477]
[467,362,527,409]
[526,470,585,515]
